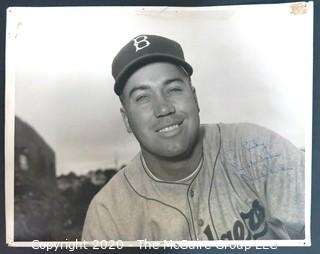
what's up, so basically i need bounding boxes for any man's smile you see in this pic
[158,124,180,133]
[155,120,184,138]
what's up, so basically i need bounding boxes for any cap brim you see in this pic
[114,53,193,96]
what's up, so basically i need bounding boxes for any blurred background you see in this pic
[7,3,312,240]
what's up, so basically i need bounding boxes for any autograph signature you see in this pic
[226,140,293,181]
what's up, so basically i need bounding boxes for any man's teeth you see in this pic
[159,124,179,133]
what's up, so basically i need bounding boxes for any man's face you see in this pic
[120,62,200,160]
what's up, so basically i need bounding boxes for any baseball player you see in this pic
[82,35,305,241]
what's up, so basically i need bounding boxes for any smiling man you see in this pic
[82,35,305,241]
[120,61,202,182]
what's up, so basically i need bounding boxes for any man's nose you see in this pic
[153,96,176,118]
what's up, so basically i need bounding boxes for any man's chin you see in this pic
[149,145,192,161]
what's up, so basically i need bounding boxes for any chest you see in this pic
[134,160,270,241]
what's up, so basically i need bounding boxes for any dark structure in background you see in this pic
[15,116,56,188]
[14,116,62,241]
[14,116,117,241]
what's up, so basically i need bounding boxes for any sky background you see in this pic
[7,3,313,175]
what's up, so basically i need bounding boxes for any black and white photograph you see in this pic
[5,2,312,247]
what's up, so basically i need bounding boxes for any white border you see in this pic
[5,6,17,247]
[5,2,313,248]
[8,239,309,248]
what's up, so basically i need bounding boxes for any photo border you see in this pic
[1,0,319,253]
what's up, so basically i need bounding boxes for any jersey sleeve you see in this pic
[222,123,305,239]
[81,196,120,241]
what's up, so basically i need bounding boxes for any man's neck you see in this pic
[141,138,203,182]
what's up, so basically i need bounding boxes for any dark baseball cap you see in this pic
[112,34,193,96]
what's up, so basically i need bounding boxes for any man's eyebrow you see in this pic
[128,85,150,98]
[128,78,185,98]
[163,78,185,86]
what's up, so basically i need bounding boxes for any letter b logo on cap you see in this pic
[133,35,150,52]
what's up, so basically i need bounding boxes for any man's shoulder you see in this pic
[202,122,278,141]
[82,155,144,240]
[91,169,125,205]
[201,122,273,142]
[217,122,298,151]
[215,122,269,133]
[91,154,142,205]
[201,122,296,161]
[219,122,275,138]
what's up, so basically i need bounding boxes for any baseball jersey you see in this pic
[82,123,305,241]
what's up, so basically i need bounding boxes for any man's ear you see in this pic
[191,86,200,112]
[120,107,132,133]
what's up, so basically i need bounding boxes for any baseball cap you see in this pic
[112,34,193,96]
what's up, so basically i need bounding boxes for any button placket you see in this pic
[198,219,204,227]
[190,189,194,198]
[187,184,198,240]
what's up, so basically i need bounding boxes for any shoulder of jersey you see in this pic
[218,122,275,140]
[92,154,141,203]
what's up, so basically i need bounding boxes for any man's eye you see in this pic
[135,95,149,102]
[168,87,182,93]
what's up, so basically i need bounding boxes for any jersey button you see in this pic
[198,219,204,227]
[190,190,194,197]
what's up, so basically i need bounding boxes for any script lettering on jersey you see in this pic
[203,200,267,240]
[226,140,293,181]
